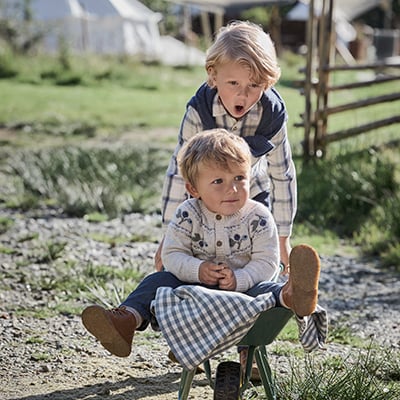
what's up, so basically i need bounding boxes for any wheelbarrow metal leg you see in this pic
[178,368,196,400]
[203,359,214,388]
[255,346,276,400]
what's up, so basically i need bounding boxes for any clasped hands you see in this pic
[198,261,236,291]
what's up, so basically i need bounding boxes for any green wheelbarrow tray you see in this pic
[178,306,293,400]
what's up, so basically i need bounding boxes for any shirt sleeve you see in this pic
[160,106,203,228]
[266,123,297,237]
[234,206,280,292]
[161,203,203,283]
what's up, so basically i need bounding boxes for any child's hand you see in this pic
[218,265,236,291]
[199,261,226,285]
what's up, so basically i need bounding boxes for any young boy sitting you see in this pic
[81,129,320,359]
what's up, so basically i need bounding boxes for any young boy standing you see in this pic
[157,20,296,273]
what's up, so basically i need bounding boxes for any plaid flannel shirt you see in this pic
[161,91,297,237]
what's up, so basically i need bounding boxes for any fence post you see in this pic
[314,0,334,157]
[303,0,316,158]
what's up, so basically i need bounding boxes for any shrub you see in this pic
[296,149,396,237]
[0,48,18,78]
[6,145,169,217]
[354,192,400,270]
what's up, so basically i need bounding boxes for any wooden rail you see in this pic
[300,0,400,158]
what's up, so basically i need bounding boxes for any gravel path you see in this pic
[0,208,399,399]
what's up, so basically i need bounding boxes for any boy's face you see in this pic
[185,160,250,216]
[209,62,265,119]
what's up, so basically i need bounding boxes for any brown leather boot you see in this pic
[82,305,137,357]
[282,244,320,317]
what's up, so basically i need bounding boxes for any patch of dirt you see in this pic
[1,312,217,399]
[1,208,399,399]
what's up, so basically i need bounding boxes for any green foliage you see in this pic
[84,263,143,282]
[295,145,400,267]
[83,212,108,223]
[296,149,396,236]
[354,192,400,270]
[34,241,66,264]
[276,346,400,399]
[0,245,17,255]
[0,215,13,234]
[291,223,357,257]
[6,145,169,217]
[240,7,272,27]
[328,322,366,347]
[0,48,18,78]
[82,262,145,308]
[31,352,50,362]
[276,318,299,342]
[26,336,44,345]
[0,52,204,89]
[5,118,96,137]
[0,0,45,54]
[8,256,145,317]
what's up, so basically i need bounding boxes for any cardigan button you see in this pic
[216,241,222,247]
[216,214,222,220]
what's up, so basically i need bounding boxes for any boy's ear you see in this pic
[185,182,200,198]
[207,67,217,86]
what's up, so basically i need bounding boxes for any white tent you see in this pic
[1,0,163,59]
[78,0,163,57]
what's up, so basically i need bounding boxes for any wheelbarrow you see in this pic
[178,306,293,399]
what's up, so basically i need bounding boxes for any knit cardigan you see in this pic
[161,198,279,292]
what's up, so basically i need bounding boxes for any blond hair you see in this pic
[205,20,280,89]
[178,129,251,187]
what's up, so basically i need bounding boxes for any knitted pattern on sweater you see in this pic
[162,198,279,292]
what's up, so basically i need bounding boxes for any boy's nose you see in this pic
[229,183,238,193]
[237,85,248,97]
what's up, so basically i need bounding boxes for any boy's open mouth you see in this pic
[235,105,244,113]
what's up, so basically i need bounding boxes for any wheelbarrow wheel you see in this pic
[213,361,241,400]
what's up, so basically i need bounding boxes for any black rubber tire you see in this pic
[213,361,242,400]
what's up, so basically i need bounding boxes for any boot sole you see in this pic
[289,244,320,317]
[82,305,131,357]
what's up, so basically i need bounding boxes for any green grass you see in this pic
[0,215,13,233]
[5,257,146,318]
[4,144,170,217]
[0,79,194,130]
[0,54,206,131]
[274,346,400,399]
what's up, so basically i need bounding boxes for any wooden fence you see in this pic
[298,0,400,158]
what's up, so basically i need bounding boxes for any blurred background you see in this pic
[0,0,399,64]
